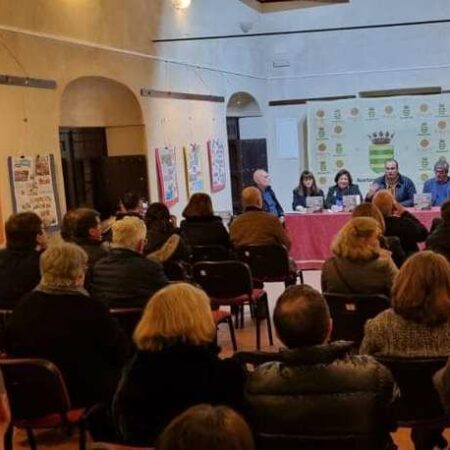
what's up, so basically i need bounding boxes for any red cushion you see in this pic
[211,309,231,324]
[13,408,84,429]
[210,288,266,305]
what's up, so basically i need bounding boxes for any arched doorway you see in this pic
[226,92,266,213]
[59,76,148,215]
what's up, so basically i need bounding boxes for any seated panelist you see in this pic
[292,170,324,210]
[324,169,362,209]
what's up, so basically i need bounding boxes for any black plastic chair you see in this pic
[110,307,143,342]
[235,244,303,286]
[0,358,86,450]
[323,293,390,347]
[193,261,273,350]
[212,310,238,351]
[190,245,231,263]
[163,260,191,281]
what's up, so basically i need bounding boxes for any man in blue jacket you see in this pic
[366,159,416,206]
[253,169,284,222]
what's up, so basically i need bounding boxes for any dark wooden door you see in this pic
[59,127,149,216]
[228,139,268,214]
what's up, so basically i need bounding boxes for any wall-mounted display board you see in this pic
[8,154,60,228]
[307,94,450,194]
[184,144,204,196]
[156,146,179,207]
[207,139,227,193]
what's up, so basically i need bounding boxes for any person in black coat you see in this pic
[61,208,109,289]
[292,170,324,210]
[91,216,168,307]
[180,193,230,248]
[0,212,47,309]
[373,190,428,256]
[5,243,129,407]
[244,285,396,449]
[426,198,450,262]
[113,283,245,447]
[325,169,363,209]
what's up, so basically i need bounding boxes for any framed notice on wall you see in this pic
[184,144,204,196]
[8,154,61,228]
[207,139,226,192]
[156,146,179,207]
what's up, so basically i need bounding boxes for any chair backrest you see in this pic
[163,260,190,281]
[0,358,71,421]
[323,293,390,346]
[110,307,143,340]
[190,245,231,263]
[192,261,253,299]
[375,356,448,424]
[235,245,289,282]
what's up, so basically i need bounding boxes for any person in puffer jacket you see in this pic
[244,285,397,450]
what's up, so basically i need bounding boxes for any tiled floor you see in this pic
[10,271,450,449]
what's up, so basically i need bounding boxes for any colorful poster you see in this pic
[207,139,226,192]
[9,154,59,227]
[184,144,204,196]
[156,146,179,207]
[307,94,450,194]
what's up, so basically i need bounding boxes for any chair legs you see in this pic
[4,424,13,450]
[225,316,238,351]
[26,427,37,450]
[255,293,273,350]
[79,419,87,450]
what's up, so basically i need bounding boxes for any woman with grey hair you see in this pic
[5,242,129,407]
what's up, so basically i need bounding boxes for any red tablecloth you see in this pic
[285,208,440,270]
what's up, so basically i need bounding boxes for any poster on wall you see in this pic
[155,146,179,207]
[8,154,60,228]
[207,139,226,192]
[307,94,450,194]
[184,144,204,196]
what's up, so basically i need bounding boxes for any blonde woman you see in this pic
[5,243,129,407]
[113,283,245,447]
[321,217,398,296]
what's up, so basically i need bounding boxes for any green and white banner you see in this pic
[307,94,450,194]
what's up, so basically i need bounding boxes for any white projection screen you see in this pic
[307,94,450,195]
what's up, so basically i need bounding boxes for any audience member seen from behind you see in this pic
[366,159,416,207]
[373,189,428,256]
[253,169,285,221]
[117,192,144,220]
[156,404,254,450]
[292,170,324,210]
[324,169,362,209]
[91,216,168,307]
[360,251,450,450]
[321,217,398,296]
[180,193,230,248]
[113,283,245,447]
[352,202,405,267]
[0,212,47,309]
[144,202,188,262]
[423,159,450,207]
[230,187,291,250]
[244,285,395,450]
[426,198,450,262]
[62,208,108,288]
[5,243,129,407]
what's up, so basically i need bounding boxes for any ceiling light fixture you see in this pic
[172,0,191,9]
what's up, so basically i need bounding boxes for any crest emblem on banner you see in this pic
[368,131,395,173]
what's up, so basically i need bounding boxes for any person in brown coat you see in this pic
[229,187,291,249]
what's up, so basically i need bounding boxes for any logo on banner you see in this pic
[368,131,395,174]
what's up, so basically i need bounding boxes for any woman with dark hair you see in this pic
[361,251,450,450]
[292,170,324,210]
[180,193,230,248]
[144,202,188,261]
[324,169,362,209]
